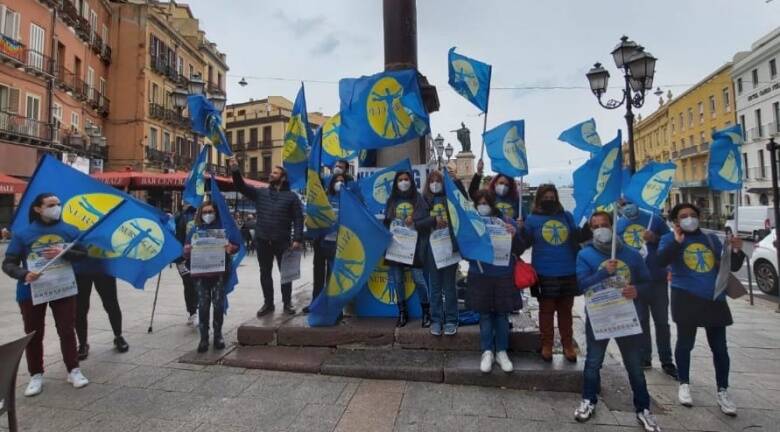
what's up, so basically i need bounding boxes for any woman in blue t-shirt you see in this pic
[468,160,520,220]
[519,184,583,363]
[2,193,90,396]
[657,203,745,416]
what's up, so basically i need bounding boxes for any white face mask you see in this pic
[41,205,62,221]
[477,204,492,216]
[397,180,412,192]
[202,213,216,224]
[333,166,344,175]
[429,182,442,194]
[495,184,508,197]
[679,216,699,233]
[592,227,612,245]
[334,181,343,192]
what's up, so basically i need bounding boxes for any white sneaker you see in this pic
[479,351,494,373]
[67,368,89,389]
[24,374,43,397]
[636,409,661,432]
[678,383,693,407]
[187,314,198,327]
[716,388,737,416]
[574,399,595,422]
[495,351,513,373]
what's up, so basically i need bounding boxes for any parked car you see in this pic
[725,206,775,241]
[750,229,778,295]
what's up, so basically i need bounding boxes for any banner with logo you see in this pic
[353,258,423,318]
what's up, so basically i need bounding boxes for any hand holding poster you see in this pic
[486,222,511,267]
[385,221,418,265]
[583,276,642,341]
[190,229,228,275]
[429,228,461,269]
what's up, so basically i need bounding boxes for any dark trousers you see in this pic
[638,280,673,365]
[19,296,79,375]
[312,240,334,303]
[195,275,225,340]
[675,324,730,390]
[75,273,123,346]
[181,273,198,316]
[256,239,292,306]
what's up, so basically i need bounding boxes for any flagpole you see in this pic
[611,206,618,260]
[479,107,489,161]
[736,188,755,305]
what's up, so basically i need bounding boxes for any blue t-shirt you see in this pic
[495,196,519,220]
[5,220,80,302]
[616,211,670,282]
[658,231,723,301]
[467,217,517,278]
[522,212,578,277]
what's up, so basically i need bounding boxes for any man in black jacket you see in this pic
[174,205,198,326]
[229,158,303,316]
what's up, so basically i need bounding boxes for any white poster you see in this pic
[385,222,418,265]
[486,223,512,267]
[280,249,302,284]
[584,276,642,341]
[190,229,228,275]
[429,228,461,269]
[28,248,77,305]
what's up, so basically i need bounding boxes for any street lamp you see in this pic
[586,35,657,173]
[445,142,453,162]
[188,72,205,95]
[208,92,227,111]
[434,133,445,169]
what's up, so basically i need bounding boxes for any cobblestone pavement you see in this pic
[2,253,780,431]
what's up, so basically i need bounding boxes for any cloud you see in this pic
[272,9,326,38]
[309,33,341,56]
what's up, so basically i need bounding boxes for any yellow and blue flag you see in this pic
[448,47,491,113]
[358,158,412,216]
[338,69,429,150]
[308,188,392,327]
[188,95,232,156]
[572,131,623,223]
[443,170,493,263]
[305,128,337,238]
[483,120,528,177]
[208,176,245,309]
[183,144,210,207]
[558,118,602,153]
[284,84,313,190]
[321,113,357,166]
[708,125,744,191]
[624,161,676,212]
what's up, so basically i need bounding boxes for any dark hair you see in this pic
[336,159,349,168]
[272,165,290,189]
[473,190,498,216]
[194,201,219,226]
[532,184,563,214]
[669,203,700,221]
[327,173,346,195]
[29,192,57,223]
[488,174,519,201]
[423,170,444,201]
[589,210,613,226]
[389,170,416,200]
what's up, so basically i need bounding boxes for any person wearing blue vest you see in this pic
[617,201,677,379]
[468,190,522,374]
[519,184,582,362]
[2,193,90,396]
[573,211,660,432]
[657,203,745,416]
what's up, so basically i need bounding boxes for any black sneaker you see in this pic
[641,360,652,369]
[662,363,679,380]
[213,335,225,350]
[114,336,129,353]
[283,304,296,315]
[256,304,275,317]
[197,339,209,353]
[77,344,89,360]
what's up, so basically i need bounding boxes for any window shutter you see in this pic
[8,88,19,113]
[13,11,20,40]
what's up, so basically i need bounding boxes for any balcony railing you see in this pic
[145,146,167,163]
[149,55,185,84]
[744,165,772,180]
[0,35,25,65]
[60,0,80,27]
[149,103,166,121]
[98,94,110,117]
[90,32,103,54]
[75,16,91,42]
[55,66,77,92]
[247,140,258,150]
[0,111,52,144]
[173,154,193,170]
[100,44,112,64]
[207,82,224,95]
[163,108,189,129]
[207,163,227,176]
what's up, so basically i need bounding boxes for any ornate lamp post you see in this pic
[445,142,454,164]
[434,133,445,170]
[586,36,657,173]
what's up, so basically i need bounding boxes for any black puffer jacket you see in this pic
[232,168,303,244]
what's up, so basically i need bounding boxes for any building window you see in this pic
[263,155,272,172]
[238,109,245,116]
[225,131,232,145]
[698,102,704,123]
[177,57,184,75]
[687,108,693,128]
[771,59,778,80]
[743,153,749,179]
[0,5,20,40]
[737,78,743,94]
[756,109,763,137]
[151,83,159,104]
[699,131,705,146]
[149,127,158,149]
[739,114,746,133]
[99,77,106,97]
[689,135,694,148]
[759,150,766,178]
[25,94,40,120]
[773,102,780,133]
[723,88,730,112]
[86,67,94,99]
[237,130,245,145]
[52,103,62,124]
[163,131,171,152]
[679,113,684,131]
[250,157,258,174]
[71,112,80,130]
[752,69,759,88]
[709,96,716,117]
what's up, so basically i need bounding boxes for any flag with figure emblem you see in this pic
[358,158,412,217]
[624,161,676,212]
[708,124,744,191]
[305,128,337,238]
[188,95,232,156]
[183,144,210,207]
[483,120,529,177]
[448,47,491,112]
[558,118,602,153]
[308,188,392,327]
[338,69,429,150]
[207,176,246,309]
[443,170,493,263]
[572,131,623,223]
[321,113,358,166]
[284,83,314,190]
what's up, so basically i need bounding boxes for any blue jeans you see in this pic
[583,320,650,412]
[425,249,458,325]
[639,280,673,365]
[479,313,509,352]
[389,265,429,305]
[675,324,729,389]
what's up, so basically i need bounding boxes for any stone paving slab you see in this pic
[222,345,334,373]
[321,348,446,383]
[276,315,398,347]
[177,345,236,365]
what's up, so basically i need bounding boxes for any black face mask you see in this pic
[540,200,557,212]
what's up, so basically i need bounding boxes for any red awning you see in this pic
[0,173,27,194]
[92,171,267,190]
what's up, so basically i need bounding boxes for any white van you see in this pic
[725,206,775,241]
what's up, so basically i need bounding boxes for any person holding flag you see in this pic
[468,160,521,220]
[2,193,90,396]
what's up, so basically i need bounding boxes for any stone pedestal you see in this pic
[454,151,475,184]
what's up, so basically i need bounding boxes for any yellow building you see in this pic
[224,97,327,181]
[631,63,737,219]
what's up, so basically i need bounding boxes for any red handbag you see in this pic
[513,257,538,290]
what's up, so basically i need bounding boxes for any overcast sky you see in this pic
[186,0,779,185]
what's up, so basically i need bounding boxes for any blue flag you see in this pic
[443,170,493,263]
[708,125,744,191]
[188,95,232,156]
[308,188,392,326]
[624,161,676,212]
[11,155,181,289]
[572,131,623,223]
[284,84,313,190]
[483,120,529,177]
[558,118,602,153]
[321,113,358,166]
[358,158,412,216]
[208,176,246,307]
[183,144,210,207]
[305,128,337,238]
[448,47,491,112]
[338,69,429,150]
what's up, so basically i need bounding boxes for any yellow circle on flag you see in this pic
[496,202,515,219]
[541,219,569,246]
[283,115,308,163]
[623,224,645,249]
[322,114,351,158]
[599,259,632,283]
[326,226,366,296]
[503,126,526,171]
[63,193,124,231]
[366,77,412,139]
[451,59,479,97]
[683,242,715,273]
[110,218,165,261]
[368,259,415,304]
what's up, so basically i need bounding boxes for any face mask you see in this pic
[334,181,343,192]
[477,204,492,216]
[622,204,639,220]
[398,180,411,192]
[41,205,62,221]
[592,227,612,245]
[333,166,344,175]
[429,182,442,194]
[540,200,557,212]
[495,184,508,197]
[202,213,216,224]
[679,216,699,233]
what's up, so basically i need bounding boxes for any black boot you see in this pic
[396,300,408,328]
[421,303,432,328]
[213,310,225,350]
[197,320,209,353]
[197,339,209,353]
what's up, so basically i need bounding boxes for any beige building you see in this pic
[224,97,327,181]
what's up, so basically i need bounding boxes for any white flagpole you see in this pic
[36,241,77,274]
[611,206,619,260]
